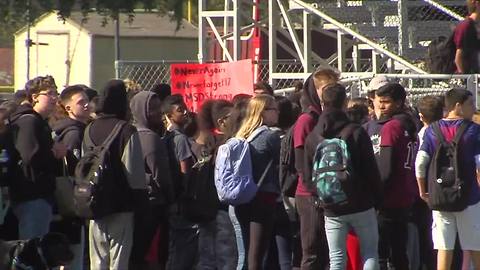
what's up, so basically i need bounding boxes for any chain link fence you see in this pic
[116,60,320,91]
[116,60,478,108]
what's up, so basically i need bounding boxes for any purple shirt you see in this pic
[421,119,480,206]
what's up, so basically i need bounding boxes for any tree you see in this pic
[0,0,186,47]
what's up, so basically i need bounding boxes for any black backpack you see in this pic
[428,121,470,212]
[279,110,319,197]
[74,121,127,219]
[182,141,219,223]
[427,35,456,74]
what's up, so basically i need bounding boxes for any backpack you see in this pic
[427,121,470,212]
[279,110,319,198]
[182,141,219,222]
[312,124,358,209]
[214,126,273,206]
[73,121,126,219]
[427,35,456,74]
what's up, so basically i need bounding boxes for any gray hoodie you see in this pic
[130,91,174,205]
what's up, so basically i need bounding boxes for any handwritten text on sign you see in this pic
[171,60,253,112]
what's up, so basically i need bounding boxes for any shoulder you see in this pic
[295,113,315,128]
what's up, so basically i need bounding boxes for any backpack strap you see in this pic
[338,123,359,141]
[84,120,126,150]
[431,122,447,147]
[257,159,273,188]
[452,121,471,146]
[431,120,470,147]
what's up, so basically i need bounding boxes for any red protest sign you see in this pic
[170,59,254,112]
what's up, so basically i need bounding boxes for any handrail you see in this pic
[290,0,427,74]
[422,0,464,21]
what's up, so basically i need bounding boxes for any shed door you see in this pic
[35,33,70,89]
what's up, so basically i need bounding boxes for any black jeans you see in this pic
[377,208,410,270]
[236,195,277,270]
[295,195,328,270]
[412,198,436,270]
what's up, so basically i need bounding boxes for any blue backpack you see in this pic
[312,125,357,209]
[214,126,272,205]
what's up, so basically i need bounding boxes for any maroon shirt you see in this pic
[379,118,417,209]
[293,109,319,196]
[453,17,479,73]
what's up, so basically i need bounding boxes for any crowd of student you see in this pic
[0,66,479,270]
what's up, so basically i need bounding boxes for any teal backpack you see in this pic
[312,125,357,209]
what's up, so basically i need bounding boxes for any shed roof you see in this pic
[16,11,198,39]
[69,12,198,38]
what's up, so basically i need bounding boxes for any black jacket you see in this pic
[8,104,57,203]
[130,91,174,206]
[53,118,86,175]
[303,108,383,216]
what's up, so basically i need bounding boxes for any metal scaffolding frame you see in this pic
[198,0,468,87]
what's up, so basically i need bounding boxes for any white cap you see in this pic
[367,75,390,91]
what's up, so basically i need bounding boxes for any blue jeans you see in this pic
[13,198,52,240]
[324,208,379,270]
[229,205,246,270]
[166,214,199,270]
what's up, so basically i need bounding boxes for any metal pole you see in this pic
[26,0,31,81]
[114,16,120,62]
[268,0,278,86]
[198,0,206,63]
[232,0,240,61]
[398,0,408,56]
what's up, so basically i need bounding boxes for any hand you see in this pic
[420,192,429,203]
[52,142,67,159]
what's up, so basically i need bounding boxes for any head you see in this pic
[444,88,475,120]
[367,75,390,119]
[347,97,370,124]
[293,81,303,92]
[150,83,172,101]
[227,98,250,138]
[416,95,444,126]
[59,85,90,123]
[232,94,252,105]
[25,76,58,118]
[313,68,340,100]
[14,90,27,105]
[254,82,274,96]
[96,80,128,119]
[236,94,278,138]
[183,111,198,138]
[211,100,234,133]
[129,91,164,132]
[162,94,188,126]
[321,83,347,111]
[374,83,407,119]
[275,96,295,130]
[467,0,480,14]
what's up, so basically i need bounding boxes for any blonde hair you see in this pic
[236,94,275,139]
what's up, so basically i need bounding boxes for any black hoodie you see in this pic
[130,91,174,205]
[8,104,57,203]
[87,80,148,214]
[303,108,383,217]
[53,118,86,175]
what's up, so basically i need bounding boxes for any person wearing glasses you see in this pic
[9,75,67,240]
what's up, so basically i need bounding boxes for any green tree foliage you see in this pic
[0,0,186,47]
